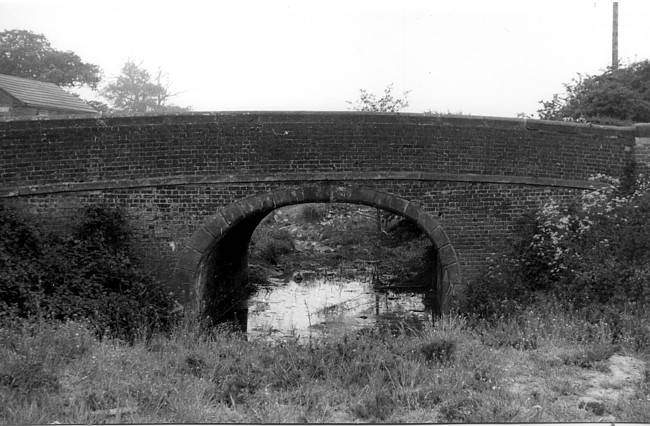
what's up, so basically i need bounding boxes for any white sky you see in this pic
[1,0,649,117]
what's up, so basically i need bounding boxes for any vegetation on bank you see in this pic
[0,205,178,341]
[249,203,432,287]
[1,306,648,424]
[463,175,650,350]
[1,174,649,423]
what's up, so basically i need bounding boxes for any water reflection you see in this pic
[244,276,433,341]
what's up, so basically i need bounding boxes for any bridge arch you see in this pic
[173,184,461,322]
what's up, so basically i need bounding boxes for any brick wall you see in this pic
[0,112,643,296]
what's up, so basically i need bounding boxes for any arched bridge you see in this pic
[1,112,648,317]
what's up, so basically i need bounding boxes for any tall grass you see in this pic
[1,305,648,424]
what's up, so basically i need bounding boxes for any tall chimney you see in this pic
[612,1,619,69]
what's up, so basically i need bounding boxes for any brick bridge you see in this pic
[2,112,649,318]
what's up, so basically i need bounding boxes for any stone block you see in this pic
[177,247,204,272]
[187,226,216,253]
[330,186,353,202]
[302,185,331,202]
[431,225,450,248]
[438,244,457,266]
[271,188,298,209]
[381,195,409,215]
[403,202,421,221]
[204,213,228,238]
[220,204,245,225]
[445,262,462,286]
[416,210,441,234]
[350,186,380,206]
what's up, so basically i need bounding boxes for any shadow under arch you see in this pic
[173,185,461,323]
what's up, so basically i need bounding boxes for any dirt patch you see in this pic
[581,355,645,402]
[507,350,646,420]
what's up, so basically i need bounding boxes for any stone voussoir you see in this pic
[381,195,409,216]
[438,244,458,267]
[431,225,451,248]
[416,210,441,235]
[203,213,229,238]
[177,247,204,272]
[219,204,246,226]
[349,186,381,206]
[302,184,332,202]
[271,188,301,209]
[187,226,216,253]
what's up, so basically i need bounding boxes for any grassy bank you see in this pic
[2,300,648,424]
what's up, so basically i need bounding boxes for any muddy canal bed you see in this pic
[245,275,433,341]
[242,204,436,341]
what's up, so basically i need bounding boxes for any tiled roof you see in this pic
[0,73,97,113]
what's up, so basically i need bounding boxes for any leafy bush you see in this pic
[464,175,650,320]
[0,204,178,340]
[250,227,294,265]
[420,338,456,363]
[538,60,650,124]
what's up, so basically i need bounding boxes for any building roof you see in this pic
[0,73,97,114]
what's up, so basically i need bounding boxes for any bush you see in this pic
[250,227,294,265]
[463,175,650,320]
[0,204,178,341]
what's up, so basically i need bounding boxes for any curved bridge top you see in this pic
[0,111,642,198]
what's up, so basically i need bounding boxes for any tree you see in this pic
[347,84,411,233]
[347,83,410,112]
[538,60,650,124]
[0,29,101,89]
[102,61,189,113]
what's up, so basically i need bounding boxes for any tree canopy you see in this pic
[102,61,189,113]
[538,60,650,124]
[347,84,410,112]
[0,29,102,89]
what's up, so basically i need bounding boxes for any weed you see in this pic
[440,397,480,422]
[579,400,607,416]
[420,338,455,363]
[351,390,395,420]
[561,343,618,368]
[250,227,295,265]
[181,354,207,377]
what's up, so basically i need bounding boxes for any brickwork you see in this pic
[0,112,646,310]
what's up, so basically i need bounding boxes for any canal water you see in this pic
[244,272,434,341]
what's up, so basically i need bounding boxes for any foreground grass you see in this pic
[1,301,648,424]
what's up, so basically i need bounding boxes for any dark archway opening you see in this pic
[203,203,442,336]
[176,185,461,332]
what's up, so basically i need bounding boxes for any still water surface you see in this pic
[245,275,432,341]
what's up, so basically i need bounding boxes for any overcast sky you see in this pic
[1,0,649,117]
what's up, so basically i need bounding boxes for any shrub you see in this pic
[463,175,650,319]
[420,338,456,363]
[0,204,178,341]
[250,227,294,265]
